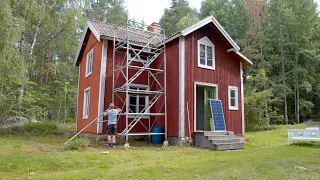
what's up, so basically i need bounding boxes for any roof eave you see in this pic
[73,21,101,66]
[227,48,253,66]
[180,16,240,51]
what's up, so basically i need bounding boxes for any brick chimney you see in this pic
[147,22,162,33]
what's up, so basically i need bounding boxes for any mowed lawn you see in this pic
[0,124,319,180]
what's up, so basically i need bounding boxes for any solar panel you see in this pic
[209,99,226,131]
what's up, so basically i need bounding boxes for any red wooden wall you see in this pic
[184,24,243,136]
[77,32,102,134]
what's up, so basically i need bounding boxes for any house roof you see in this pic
[73,20,165,66]
[89,19,165,45]
[165,16,253,66]
[166,16,240,51]
[74,16,252,66]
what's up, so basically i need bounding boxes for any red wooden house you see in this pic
[74,16,252,149]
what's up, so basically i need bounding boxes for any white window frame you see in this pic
[83,87,90,119]
[228,86,238,110]
[197,36,215,70]
[129,53,149,63]
[128,84,150,119]
[85,49,94,77]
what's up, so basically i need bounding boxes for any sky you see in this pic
[125,0,320,25]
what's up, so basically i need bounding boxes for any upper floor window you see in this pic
[83,87,90,119]
[86,49,94,77]
[228,86,238,110]
[129,53,149,63]
[197,36,215,70]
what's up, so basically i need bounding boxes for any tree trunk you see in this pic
[259,37,269,123]
[30,20,41,55]
[295,50,300,124]
[17,33,25,115]
[280,25,288,124]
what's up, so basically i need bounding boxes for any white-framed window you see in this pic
[85,49,94,77]
[129,53,149,63]
[197,36,215,70]
[228,86,238,110]
[129,84,149,118]
[83,87,90,119]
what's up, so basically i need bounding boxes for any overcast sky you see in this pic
[125,0,320,25]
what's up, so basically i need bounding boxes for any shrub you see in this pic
[246,124,276,132]
[65,118,74,123]
[63,138,91,150]
[0,125,26,135]
[25,122,58,135]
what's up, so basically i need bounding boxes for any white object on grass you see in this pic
[288,129,320,145]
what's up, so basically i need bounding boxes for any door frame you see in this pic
[194,81,218,132]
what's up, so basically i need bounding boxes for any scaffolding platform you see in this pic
[112,18,167,147]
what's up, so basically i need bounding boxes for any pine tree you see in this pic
[159,0,198,36]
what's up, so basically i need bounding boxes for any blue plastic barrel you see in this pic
[151,126,165,145]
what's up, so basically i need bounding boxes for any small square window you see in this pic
[228,86,238,110]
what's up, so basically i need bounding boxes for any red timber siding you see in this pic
[77,32,102,134]
[102,40,179,136]
[184,24,243,136]
[103,41,150,134]
[149,39,180,137]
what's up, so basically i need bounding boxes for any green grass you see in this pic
[0,124,319,180]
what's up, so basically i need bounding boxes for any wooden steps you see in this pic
[194,131,244,150]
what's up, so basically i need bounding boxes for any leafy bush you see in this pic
[65,118,74,123]
[25,122,58,135]
[0,125,26,135]
[0,122,58,135]
[246,124,276,132]
[63,138,91,150]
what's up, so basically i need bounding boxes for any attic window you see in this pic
[197,36,215,70]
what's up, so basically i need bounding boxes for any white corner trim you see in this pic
[197,36,215,70]
[83,87,91,119]
[228,86,239,111]
[240,62,245,135]
[179,36,185,138]
[73,21,101,66]
[181,16,240,51]
[97,40,108,134]
[76,66,80,132]
[227,48,253,65]
[193,81,218,132]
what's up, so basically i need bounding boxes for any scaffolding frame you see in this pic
[112,17,167,147]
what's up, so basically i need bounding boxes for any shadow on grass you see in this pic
[290,142,320,148]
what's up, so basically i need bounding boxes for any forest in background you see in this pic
[0,0,319,131]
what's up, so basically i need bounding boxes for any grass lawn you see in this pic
[0,124,319,180]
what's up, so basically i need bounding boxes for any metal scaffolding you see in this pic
[112,18,167,148]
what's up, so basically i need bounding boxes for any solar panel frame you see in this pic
[209,99,226,132]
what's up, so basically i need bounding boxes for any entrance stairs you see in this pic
[194,131,244,150]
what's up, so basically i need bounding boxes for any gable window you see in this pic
[228,86,238,110]
[83,87,90,119]
[86,49,94,77]
[129,85,149,118]
[197,36,215,70]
